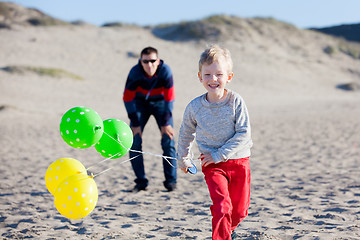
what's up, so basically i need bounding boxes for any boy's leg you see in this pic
[202,165,232,240]
[229,157,251,231]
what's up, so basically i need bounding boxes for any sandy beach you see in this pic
[0,22,360,239]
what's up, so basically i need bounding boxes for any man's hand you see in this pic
[199,153,215,167]
[161,125,174,140]
[131,126,142,137]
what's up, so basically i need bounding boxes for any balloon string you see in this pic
[184,151,200,167]
[86,151,122,171]
[87,131,178,176]
[92,155,138,178]
[129,149,176,168]
[102,131,177,168]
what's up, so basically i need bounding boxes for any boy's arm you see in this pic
[177,104,197,171]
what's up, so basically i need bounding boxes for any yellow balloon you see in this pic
[54,174,98,219]
[45,158,87,195]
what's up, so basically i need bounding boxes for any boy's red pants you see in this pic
[202,157,251,240]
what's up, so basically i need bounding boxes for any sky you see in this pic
[6,0,360,29]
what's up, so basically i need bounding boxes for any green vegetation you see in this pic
[253,17,297,29]
[1,65,83,80]
[324,46,336,55]
[102,22,126,27]
[152,15,234,41]
[152,14,300,42]
[202,15,236,26]
[152,21,219,41]
[324,41,360,59]
[338,41,360,59]
[27,16,69,26]
[101,22,141,29]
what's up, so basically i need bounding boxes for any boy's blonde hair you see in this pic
[199,45,233,73]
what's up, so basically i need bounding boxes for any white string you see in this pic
[88,131,180,177]
[184,151,202,168]
[92,155,138,177]
[86,150,122,171]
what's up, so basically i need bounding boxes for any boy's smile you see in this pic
[208,83,220,89]
[198,60,233,103]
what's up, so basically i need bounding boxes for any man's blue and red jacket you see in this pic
[123,59,175,127]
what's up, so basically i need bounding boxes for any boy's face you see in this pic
[198,60,233,96]
[141,52,160,77]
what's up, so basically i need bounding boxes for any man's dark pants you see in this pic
[130,99,177,190]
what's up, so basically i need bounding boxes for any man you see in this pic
[123,47,177,192]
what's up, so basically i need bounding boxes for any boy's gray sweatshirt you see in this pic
[177,89,253,167]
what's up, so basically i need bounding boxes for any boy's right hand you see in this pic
[180,162,194,173]
[180,166,187,173]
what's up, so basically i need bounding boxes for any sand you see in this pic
[0,25,360,239]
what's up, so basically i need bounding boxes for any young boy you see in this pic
[177,45,253,240]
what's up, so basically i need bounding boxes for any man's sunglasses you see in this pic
[142,59,157,64]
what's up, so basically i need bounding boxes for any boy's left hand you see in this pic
[199,153,215,167]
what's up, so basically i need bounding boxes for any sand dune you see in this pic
[0,23,360,239]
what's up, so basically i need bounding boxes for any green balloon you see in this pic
[95,119,133,159]
[60,106,103,149]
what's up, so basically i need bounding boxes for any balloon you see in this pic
[95,119,133,159]
[45,158,87,195]
[54,174,98,220]
[59,106,103,149]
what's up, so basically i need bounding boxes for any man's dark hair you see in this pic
[141,46,158,57]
